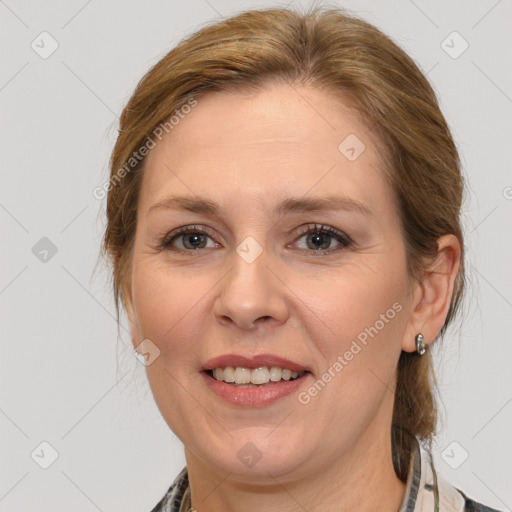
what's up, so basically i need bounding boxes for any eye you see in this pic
[292,223,352,256]
[159,225,218,252]
[158,223,353,256]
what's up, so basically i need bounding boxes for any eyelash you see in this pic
[158,223,353,257]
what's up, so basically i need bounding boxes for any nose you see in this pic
[213,246,289,331]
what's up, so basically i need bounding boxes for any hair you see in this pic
[100,4,466,480]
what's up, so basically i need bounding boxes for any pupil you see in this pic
[309,232,330,250]
[185,233,205,249]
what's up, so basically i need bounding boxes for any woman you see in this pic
[101,5,502,512]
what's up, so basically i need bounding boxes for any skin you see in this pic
[124,81,461,512]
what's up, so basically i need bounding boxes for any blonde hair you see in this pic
[101,5,466,479]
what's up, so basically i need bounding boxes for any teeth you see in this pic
[222,367,234,382]
[251,367,270,384]
[234,367,251,384]
[210,366,305,385]
[269,367,282,381]
[213,368,225,381]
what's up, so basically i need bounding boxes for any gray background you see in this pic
[1,0,511,510]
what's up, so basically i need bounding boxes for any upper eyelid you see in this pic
[164,223,345,239]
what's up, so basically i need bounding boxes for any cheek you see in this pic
[131,260,208,361]
[299,266,407,395]
[131,261,212,433]
[312,265,406,345]
[297,256,409,401]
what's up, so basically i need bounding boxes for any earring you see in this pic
[415,333,427,355]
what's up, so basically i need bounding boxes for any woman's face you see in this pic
[126,81,417,482]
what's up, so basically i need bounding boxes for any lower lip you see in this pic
[201,371,310,407]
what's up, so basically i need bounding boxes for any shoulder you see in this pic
[150,467,189,512]
[456,488,505,512]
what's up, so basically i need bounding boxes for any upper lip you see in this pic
[202,353,310,373]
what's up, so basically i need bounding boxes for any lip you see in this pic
[201,353,310,373]
[200,353,312,407]
[201,370,312,407]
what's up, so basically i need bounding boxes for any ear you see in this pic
[401,234,461,353]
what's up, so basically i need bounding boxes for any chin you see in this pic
[194,429,314,483]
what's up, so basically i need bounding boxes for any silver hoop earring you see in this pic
[415,333,427,355]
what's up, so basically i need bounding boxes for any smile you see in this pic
[209,366,306,386]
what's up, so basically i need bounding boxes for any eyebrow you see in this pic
[147,194,374,218]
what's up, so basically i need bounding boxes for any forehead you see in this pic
[139,81,393,217]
